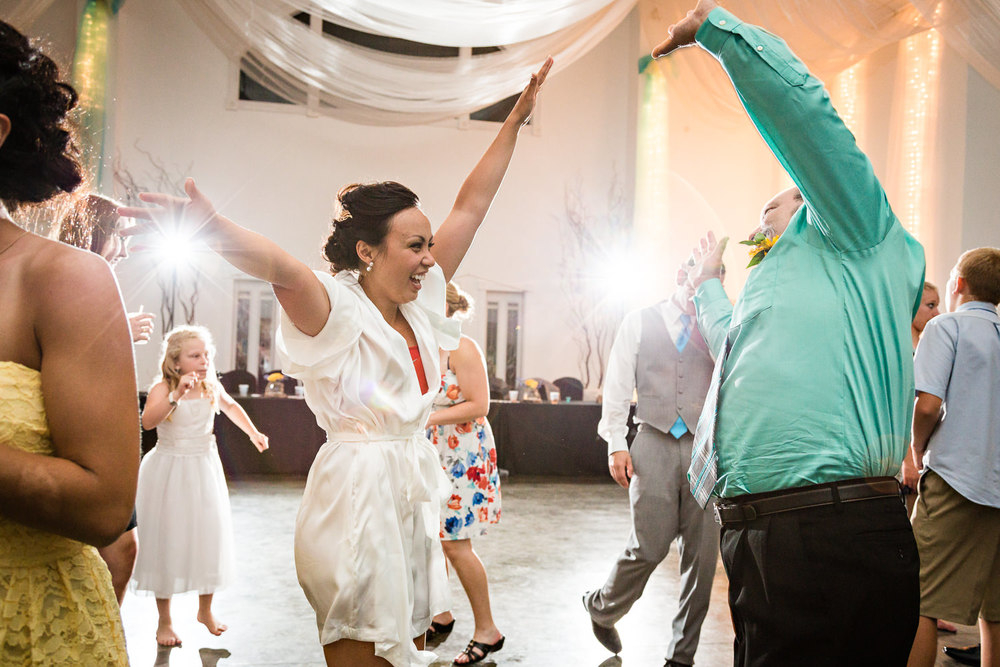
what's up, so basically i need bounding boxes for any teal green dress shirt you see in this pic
[692,9,926,497]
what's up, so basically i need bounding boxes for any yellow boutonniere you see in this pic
[524,379,539,389]
[267,372,285,382]
[739,233,779,268]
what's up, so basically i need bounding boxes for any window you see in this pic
[233,279,279,381]
[235,12,528,126]
[485,291,523,388]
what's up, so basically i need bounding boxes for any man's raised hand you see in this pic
[685,231,728,292]
[651,0,718,59]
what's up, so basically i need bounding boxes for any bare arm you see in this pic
[431,58,552,282]
[0,251,138,546]
[910,391,943,465]
[426,337,490,427]
[141,372,202,430]
[218,388,269,452]
[121,179,331,336]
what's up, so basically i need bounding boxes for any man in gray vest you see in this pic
[583,265,720,667]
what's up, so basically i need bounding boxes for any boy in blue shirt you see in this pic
[906,247,1000,667]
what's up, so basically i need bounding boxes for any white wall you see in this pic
[101,1,639,387]
[961,66,1000,260]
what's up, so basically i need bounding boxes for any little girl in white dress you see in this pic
[133,325,269,647]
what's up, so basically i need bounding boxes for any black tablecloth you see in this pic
[142,396,623,478]
[141,395,325,478]
[487,401,624,477]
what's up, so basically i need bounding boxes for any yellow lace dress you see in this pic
[0,361,129,665]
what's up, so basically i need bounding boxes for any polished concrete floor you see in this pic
[121,477,981,666]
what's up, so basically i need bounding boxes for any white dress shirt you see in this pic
[598,299,687,456]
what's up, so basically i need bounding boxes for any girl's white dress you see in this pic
[277,263,459,667]
[132,397,234,597]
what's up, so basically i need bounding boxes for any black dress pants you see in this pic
[720,495,919,666]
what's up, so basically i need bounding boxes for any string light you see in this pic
[898,30,942,240]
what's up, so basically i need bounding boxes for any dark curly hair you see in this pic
[0,20,82,210]
[322,181,419,272]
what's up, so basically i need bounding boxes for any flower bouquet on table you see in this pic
[521,378,542,403]
[264,372,286,397]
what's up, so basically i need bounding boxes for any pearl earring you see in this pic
[366,261,373,272]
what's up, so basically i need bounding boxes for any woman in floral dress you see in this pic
[425,282,503,665]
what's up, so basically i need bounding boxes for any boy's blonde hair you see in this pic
[957,247,1000,305]
[156,325,218,405]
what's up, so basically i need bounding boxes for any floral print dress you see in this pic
[427,366,501,540]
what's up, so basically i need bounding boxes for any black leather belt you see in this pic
[713,477,902,526]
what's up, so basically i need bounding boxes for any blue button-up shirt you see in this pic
[693,8,926,497]
[914,302,1000,507]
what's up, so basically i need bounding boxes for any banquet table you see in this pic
[487,400,634,477]
[140,394,325,478]
[141,395,626,478]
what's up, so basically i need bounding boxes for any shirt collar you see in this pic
[957,301,999,314]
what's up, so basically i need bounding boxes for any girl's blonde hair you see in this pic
[155,325,218,406]
[446,281,474,320]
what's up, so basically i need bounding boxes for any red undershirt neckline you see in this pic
[409,345,429,395]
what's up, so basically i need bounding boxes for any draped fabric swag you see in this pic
[162,0,1000,126]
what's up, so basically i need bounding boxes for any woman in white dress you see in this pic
[122,59,551,667]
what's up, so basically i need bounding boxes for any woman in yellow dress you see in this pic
[0,20,136,665]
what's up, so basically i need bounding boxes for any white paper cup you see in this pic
[549,390,560,404]
[508,389,519,402]
[294,386,305,397]
[238,384,249,396]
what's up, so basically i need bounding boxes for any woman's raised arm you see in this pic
[431,58,552,282]
[121,178,331,336]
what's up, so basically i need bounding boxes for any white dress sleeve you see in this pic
[412,263,461,352]
[276,270,364,379]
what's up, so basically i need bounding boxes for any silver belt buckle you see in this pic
[712,501,723,525]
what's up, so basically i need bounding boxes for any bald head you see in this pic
[750,187,802,241]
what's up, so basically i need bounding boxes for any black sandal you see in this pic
[453,635,504,665]
[425,618,455,646]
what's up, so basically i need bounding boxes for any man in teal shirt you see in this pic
[653,1,926,663]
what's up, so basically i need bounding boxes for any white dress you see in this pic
[277,263,459,667]
[132,397,235,597]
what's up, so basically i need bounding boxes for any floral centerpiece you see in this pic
[522,378,542,403]
[264,371,286,397]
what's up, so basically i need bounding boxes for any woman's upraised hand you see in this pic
[508,57,553,127]
[119,178,220,243]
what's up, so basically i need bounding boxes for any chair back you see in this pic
[553,376,584,401]
[219,369,257,395]
[488,376,509,400]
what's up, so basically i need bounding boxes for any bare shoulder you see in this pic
[24,234,117,297]
[451,335,486,365]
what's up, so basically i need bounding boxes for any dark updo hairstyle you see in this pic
[322,181,419,272]
[0,20,82,210]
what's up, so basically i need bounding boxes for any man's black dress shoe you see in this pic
[665,660,692,667]
[582,594,621,654]
[943,644,981,666]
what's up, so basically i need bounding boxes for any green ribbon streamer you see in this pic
[72,0,112,186]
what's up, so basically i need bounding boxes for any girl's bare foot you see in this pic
[156,622,182,647]
[197,609,228,636]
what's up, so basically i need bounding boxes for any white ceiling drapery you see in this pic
[159,0,1000,125]
[177,0,636,125]
[277,0,621,47]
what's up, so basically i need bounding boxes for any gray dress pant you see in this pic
[585,427,719,665]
